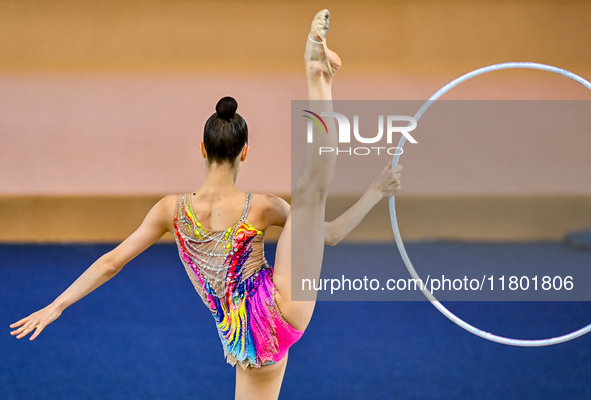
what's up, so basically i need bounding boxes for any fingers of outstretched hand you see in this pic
[17,321,45,340]
[12,320,36,339]
[10,311,47,340]
[12,306,62,340]
[10,315,31,329]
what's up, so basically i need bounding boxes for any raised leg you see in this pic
[233,11,341,399]
[273,9,340,331]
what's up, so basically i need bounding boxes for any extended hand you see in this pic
[372,162,403,199]
[10,304,62,340]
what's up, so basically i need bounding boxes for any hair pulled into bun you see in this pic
[216,96,238,120]
[203,96,248,166]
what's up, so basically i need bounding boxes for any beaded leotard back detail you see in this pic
[173,193,278,369]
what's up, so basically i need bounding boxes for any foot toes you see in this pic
[311,9,330,41]
[306,9,340,77]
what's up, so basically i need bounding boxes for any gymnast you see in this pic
[10,10,403,399]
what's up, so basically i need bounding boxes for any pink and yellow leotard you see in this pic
[173,193,303,370]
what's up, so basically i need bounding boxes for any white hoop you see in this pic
[389,62,591,346]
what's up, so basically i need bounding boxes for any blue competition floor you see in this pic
[1,242,591,399]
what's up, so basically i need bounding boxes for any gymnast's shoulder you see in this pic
[252,193,290,228]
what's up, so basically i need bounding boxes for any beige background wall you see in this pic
[1,1,590,241]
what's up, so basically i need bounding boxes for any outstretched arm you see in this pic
[9,194,177,340]
[324,162,403,246]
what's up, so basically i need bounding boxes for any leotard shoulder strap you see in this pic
[239,192,253,222]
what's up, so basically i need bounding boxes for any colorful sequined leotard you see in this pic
[173,193,304,370]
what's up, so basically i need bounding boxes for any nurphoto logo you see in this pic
[303,111,418,155]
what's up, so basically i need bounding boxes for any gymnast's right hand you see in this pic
[10,304,62,340]
[371,162,403,199]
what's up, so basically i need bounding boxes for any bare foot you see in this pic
[305,9,342,78]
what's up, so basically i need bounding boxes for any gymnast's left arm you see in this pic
[264,163,402,246]
[323,162,402,246]
[9,194,177,341]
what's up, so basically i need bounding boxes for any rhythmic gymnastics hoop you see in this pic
[389,62,591,346]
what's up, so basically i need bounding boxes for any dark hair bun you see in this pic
[216,96,238,120]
